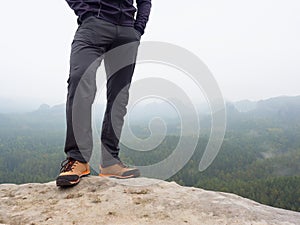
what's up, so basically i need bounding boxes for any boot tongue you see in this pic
[119,162,128,168]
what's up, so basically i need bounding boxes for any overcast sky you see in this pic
[0,0,299,106]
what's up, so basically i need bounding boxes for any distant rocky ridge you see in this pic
[1,95,300,132]
[1,176,300,225]
[1,95,300,115]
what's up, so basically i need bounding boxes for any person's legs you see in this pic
[57,17,116,186]
[64,17,115,163]
[100,25,141,177]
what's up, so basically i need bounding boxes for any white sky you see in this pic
[0,0,299,106]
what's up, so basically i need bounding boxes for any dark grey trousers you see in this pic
[64,16,141,167]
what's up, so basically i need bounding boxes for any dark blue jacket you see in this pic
[66,0,151,35]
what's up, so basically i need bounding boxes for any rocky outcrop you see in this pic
[1,176,299,225]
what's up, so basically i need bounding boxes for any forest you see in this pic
[0,96,300,212]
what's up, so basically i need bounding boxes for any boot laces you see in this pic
[60,158,78,173]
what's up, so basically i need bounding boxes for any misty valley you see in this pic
[0,95,300,212]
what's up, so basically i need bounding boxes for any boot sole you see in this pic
[56,171,90,187]
[99,170,140,179]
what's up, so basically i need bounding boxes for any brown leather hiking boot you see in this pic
[56,158,90,187]
[99,162,140,179]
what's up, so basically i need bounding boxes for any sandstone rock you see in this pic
[0,176,299,225]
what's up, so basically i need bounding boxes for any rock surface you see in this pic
[0,176,300,225]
